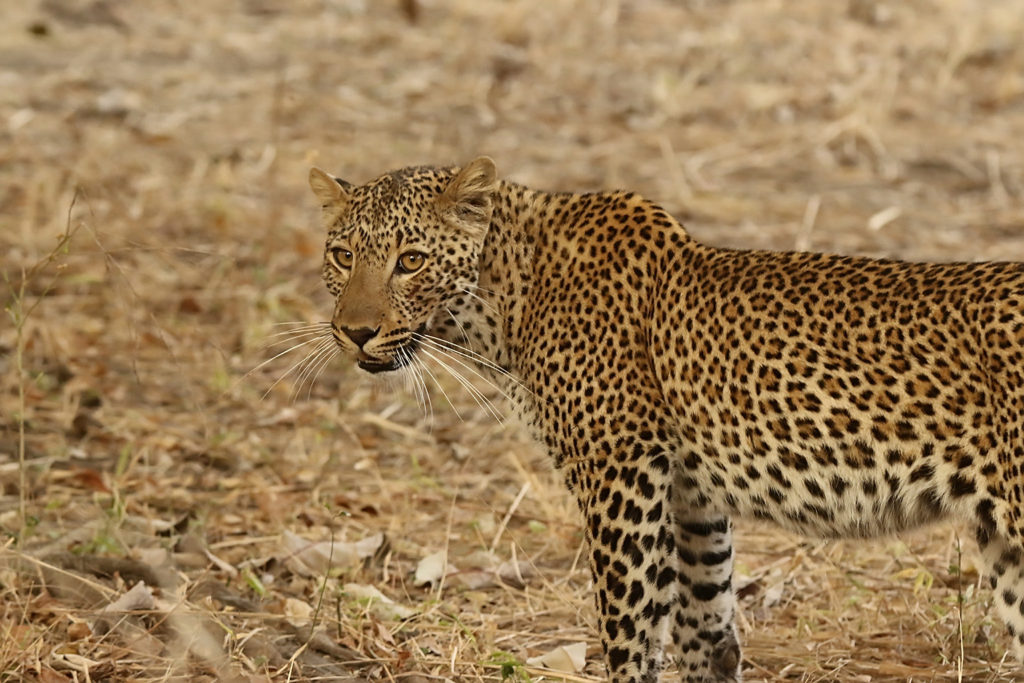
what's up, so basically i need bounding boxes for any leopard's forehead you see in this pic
[348,166,455,223]
[331,165,457,249]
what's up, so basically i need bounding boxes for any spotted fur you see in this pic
[309,158,1024,682]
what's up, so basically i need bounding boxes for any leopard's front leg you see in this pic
[566,443,742,683]
[566,443,680,683]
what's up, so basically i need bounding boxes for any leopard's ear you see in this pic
[439,157,497,231]
[308,167,351,209]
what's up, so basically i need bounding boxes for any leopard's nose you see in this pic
[341,326,379,349]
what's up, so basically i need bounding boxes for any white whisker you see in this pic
[267,320,331,330]
[304,345,340,401]
[228,333,330,396]
[418,346,505,424]
[287,337,335,391]
[464,283,498,297]
[264,322,331,338]
[261,337,334,401]
[444,306,474,347]
[415,338,517,404]
[411,331,535,398]
[413,348,466,423]
[412,332,508,376]
[412,357,435,426]
[460,288,501,317]
[262,327,333,349]
[291,337,338,402]
[400,347,433,425]
[396,348,418,409]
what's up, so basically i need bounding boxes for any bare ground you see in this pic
[2,0,1024,681]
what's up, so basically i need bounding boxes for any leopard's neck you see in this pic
[444,181,690,417]
[443,182,566,395]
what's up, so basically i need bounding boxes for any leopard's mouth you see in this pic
[357,356,406,374]
[354,327,425,374]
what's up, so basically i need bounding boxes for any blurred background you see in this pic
[2,0,1024,680]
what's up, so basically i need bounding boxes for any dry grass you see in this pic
[2,0,1024,680]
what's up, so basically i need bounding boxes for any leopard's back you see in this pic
[652,246,1024,540]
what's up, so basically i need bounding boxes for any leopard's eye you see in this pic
[396,251,426,274]
[329,247,353,270]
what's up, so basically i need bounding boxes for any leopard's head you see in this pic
[308,157,497,374]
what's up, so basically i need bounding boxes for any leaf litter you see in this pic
[1,0,1023,681]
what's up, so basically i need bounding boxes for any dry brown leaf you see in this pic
[203,548,238,577]
[101,581,155,613]
[450,569,497,590]
[496,559,537,588]
[114,621,166,658]
[342,583,416,620]
[133,546,171,568]
[375,620,396,646]
[526,641,588,673]
[49,652,100,674]
[66,620,92,641]
[71,467,110,493]
[282,529,383,576]
[413,550,452,587]
[282,596,313,627]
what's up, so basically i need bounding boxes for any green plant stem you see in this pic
[16,281,27,542]
[8,191,80,544]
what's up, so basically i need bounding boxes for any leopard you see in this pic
[307,157,1024,682]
